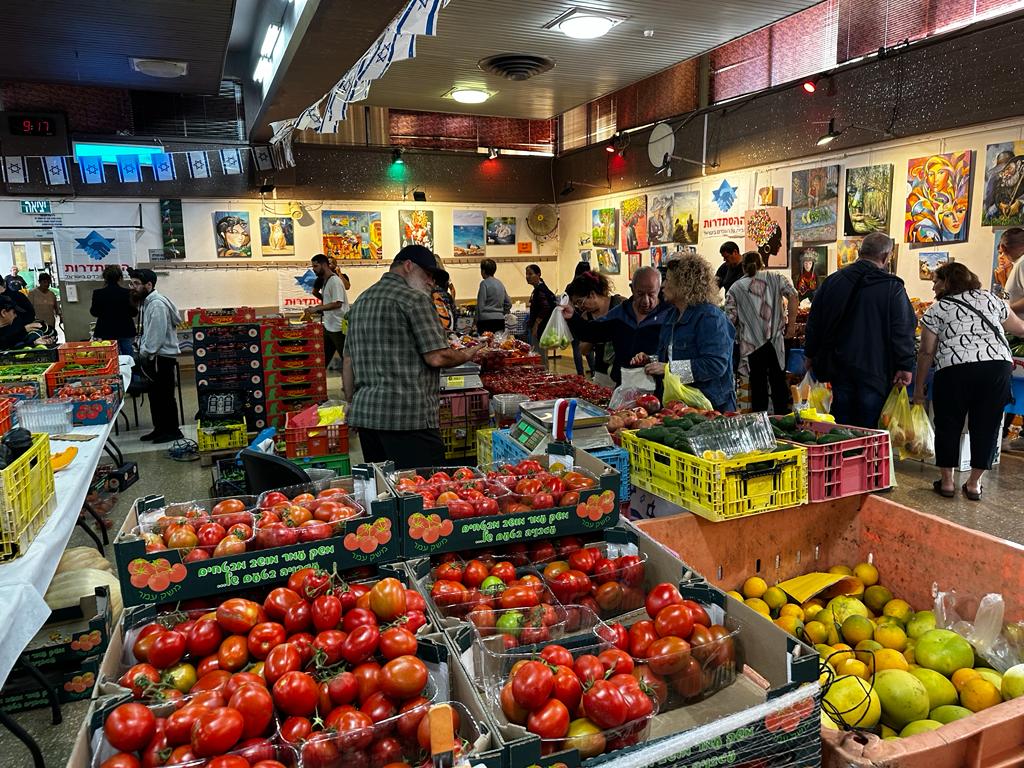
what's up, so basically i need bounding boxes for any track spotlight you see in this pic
[816,118,843,146]
[391,147,404,164]
[487,147,499,160]
[606,132,630,156]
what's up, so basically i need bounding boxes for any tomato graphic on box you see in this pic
[407,512,453,545]
[343,517,393,554]
[128,557,188,592]
[576,490,616,522]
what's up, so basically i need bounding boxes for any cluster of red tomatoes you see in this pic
[482,459,598,512]
[56,380,116,401]
[498,643,655,758]
[540,545,646,619]
[429,557,554,626]
[394,468,505,519]
[102,573,440,768]
[253,489,363,549]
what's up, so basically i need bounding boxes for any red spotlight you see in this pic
[802,79,817,94]
[605,143,616,153]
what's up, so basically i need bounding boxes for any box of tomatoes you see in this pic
[114,468,402,608]
[391,448,621,559]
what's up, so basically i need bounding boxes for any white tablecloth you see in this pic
[0,356,132,686]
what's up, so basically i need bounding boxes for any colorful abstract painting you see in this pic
[844,164,893,236]
[453,210,485,257]
[792,165,839,242]
[620,195,648,251]
[918,251,950,280]
[982,142,1024,227]
[212,211,251,258]
[486,216,516,245]
[322,210,382,260]
[592,209,617,248]
[597,248,620,275]
[399,209,434,250]
[649,194,673,245]
[836,238,863,269]
[744,207,789,269]
[792,245,828,301]
[905,151,972,243]
[259,216,294,257]
[671,191,700,244]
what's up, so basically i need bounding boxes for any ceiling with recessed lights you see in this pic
[357,0,821,119]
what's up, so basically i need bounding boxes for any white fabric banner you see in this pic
[53,228,137,283]
[277,268,320,313]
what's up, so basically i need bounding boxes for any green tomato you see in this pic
[162,662,197,693]
[480,575,506,596]
[495,611,524,637]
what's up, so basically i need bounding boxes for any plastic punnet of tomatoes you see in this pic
[254,485,366,549]
[135,495,259,529]
[480,459,601,512]
[297,700,488,768]
[490,639,659,761]
[423,562,558,627]
[392,466,511,518]
[539,542,649,621]
[131,501,259,562]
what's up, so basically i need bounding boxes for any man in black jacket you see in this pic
[805,232,916,428]
[525,264,556,351]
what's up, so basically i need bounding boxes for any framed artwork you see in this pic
[982,142,1024,227]
[792,165,840,242]
[628,251,642,277]
[905,151,972,243]
[650,246,668,268]
[159,199,186,259]
[792,245,828,301]
[322,210,382,260]
[844,164,893,236]
[649,194,673,245]
[744,207,789,269]
[620,195,649,251]
[836,238,862,269]
[212,211,251,258]
[592,209,617,247]
[485,216,516,245]
[259,216,294,257]
[671,191,700,244]
[597,248,620,275]
[918,251,950,280]
[701,177,746,238]
[453,210,485,257]
[399,209,434,250]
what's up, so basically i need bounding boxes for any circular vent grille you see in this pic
[478,53,555,81]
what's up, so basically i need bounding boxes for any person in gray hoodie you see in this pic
[130,268,183,442]
[476,258,511,334]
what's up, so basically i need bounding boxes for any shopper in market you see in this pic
[567,260,593,375]
[344,245,482,468]
[805,232,916,428]
[1001,227,1024,319]
[565,271,624,387]
[28,272,60,331]
[91,264,137,356]
[306,253,349,367]
[716,241,745,295]
[725,252,800,414]
[4,266,25,293]
[525,264,556,354]
[0,295,41,349]
[914,263,1024,499]
[129,268,183,443]
[475,257,511,334]
[432,269,457,332]
[634,254,737,412]
[1,276,34,322]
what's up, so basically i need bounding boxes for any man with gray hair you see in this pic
[804,231,917,428]
[562,266,670,385]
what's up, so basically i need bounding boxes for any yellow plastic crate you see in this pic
[476,427,495,464]
[197,420,248,453]
[620,430,807,522]
[0,433,56,561]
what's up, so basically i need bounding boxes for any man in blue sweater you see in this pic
[563,266,669,385]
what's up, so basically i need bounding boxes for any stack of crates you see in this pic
[439,388,490,461]
[191,308,266,432]
[261,319,328,428]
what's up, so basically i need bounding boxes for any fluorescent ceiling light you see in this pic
[261,24,281,57]
[546,8,627,40]
[446,87,492,104]
[253,56,273,84]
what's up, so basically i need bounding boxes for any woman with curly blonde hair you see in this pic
[633,253,737,411]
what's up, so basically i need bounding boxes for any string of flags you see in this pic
[1,144,286,187]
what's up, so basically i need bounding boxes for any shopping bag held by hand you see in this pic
[904,403,935,459]
[878,385,911,447]
[540,295,573,350]
[663,368,713,411]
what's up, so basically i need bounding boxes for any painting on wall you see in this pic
[592,208,617,247]
[486,216,516,245]
[671,191,700,244]
[453,210,485,257]
[792,246,828,301]
[650,246,667,268]
[323,210,382,260]
[982,142,1024,227]
[399,209,434,250]
[792,165,839,242]
[159,199,186,259]
[649,194,673,244]
[744,207,789,269]
[597,248,620,275]
[837,238,863,269]
[620,195,649,251]
[918,251,951,280]
[905,151,972,243]
[212,211,252,258]
[628,251,642,277]
[844,164,893,236]
[259,216,294,257]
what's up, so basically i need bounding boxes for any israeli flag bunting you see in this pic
[253,146,275,171]
[219,148,243,175]
[78,156,106,184]
[2,157,27,185]
[42,156,69,186]
[152,153,176,182]
[187,151,211,179]
[116,155,142,183]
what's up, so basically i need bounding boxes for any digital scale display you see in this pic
[510,399,612,452]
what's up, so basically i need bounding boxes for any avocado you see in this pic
[791,430,818,444]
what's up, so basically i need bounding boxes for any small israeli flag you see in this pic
[78,156,106,184]
[3,157,27,185]
[152,153,176,182]
[252,146,275,171]
[116,155,142,183]
[187,151,211,179]
[219,148,243,175]
[42,156,69,186]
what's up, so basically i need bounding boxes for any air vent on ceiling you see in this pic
[478,53,555,81]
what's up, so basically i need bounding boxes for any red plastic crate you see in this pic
[264,352,321,371]
[780,420,891,502]
[0,397,13,434]
[58,341,118,367]
[284,410,348,458]
[188,307,256,327]
[45,359,117,395]
[439,388,490,425]
[266,381,328,402]
[192,324,261,343]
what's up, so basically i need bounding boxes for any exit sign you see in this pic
[20,200,51,215]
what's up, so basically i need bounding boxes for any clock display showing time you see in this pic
[8,116,57,137]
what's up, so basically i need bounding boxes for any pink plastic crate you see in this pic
[438,388,490,426]
[782,420,891,501]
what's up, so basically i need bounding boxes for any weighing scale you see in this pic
[440,362,482,391]
[507,399,612,453]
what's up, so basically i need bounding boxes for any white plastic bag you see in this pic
[608,387,642,411]
[934,588,1022,671]
[540,295,573,350]
[621,366,656,392]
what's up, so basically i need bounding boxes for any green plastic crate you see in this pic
[287,452,351,477]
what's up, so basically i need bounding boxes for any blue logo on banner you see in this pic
[294,269,317,293]
[711,179,738,213]
[75,231,116,260]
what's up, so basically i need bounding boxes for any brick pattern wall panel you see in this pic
[635,59,699,127]
[0,81,133,134]
[770,2,838,85]
[710,29,771,102]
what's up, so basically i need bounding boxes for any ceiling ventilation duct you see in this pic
[478,54,555,82]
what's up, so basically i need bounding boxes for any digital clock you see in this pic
[8,116,56,137]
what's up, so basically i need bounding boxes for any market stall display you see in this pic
[481,369,613,407]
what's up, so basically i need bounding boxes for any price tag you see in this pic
[446,376,464,388]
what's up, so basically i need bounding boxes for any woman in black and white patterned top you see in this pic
[914,263,1024,500]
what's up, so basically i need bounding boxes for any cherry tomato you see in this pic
[104,703,156,752]
[217,635,249,671]
[396,696,431,740]
[313,629,348,665]
[527,698,570,739]
[327,670,358,706]
[283,601,312,634]
[272,671,319,717]
[379,655,428,699]
[224,672,265,699]
[279,715,312,744]
[227,683,274,739]
[341,606,379,632]
[353,662,382,701]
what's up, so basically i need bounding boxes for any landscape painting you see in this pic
[671,191,700,244]
[592,208,617,248]
[792,165,840,242]
[453,210,485,257]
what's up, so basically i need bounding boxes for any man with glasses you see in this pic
[129,269,182,442]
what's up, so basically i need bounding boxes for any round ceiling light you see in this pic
[558,14,617,39]
[450,88,491,104]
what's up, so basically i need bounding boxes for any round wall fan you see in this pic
[527,204,559,241]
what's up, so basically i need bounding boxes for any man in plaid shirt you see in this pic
[343,245,480,468]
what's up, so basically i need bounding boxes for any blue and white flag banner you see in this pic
[42,156,69,186]
[187,151,211,179]
[78,156,105,184]
[3,157,27,185]
[152,152,176,182]
[253,145,276,171]
[116,155,142,183]
[53,227,138,283]
[220,148,243,175]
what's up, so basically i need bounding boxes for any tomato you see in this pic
[213,535,246,557]
[327,670,358,706]
[644,583,683,620]
[313,629,348,665]
[228,683,274,739]
[616,555,645,587]
[565,717,606,759]
[619,683,656,721]
[263,642,301,686]
[490,561,516,584]
[655,603,695,640]
[118,663,160,699]
[333,709,376,751]
[283,601,312,634]
[247,622,287,660]
[214,498,246,515]
[196,522,226,549]
[353,661,382,701]
[682,599,711,628]
[596,621,629,652]
[207,757,249,768]
[251,763,288,768]
[216,598,265,634]
[379,655,428,700]
[166,526,198,550]
[433,560,463,583]
[708,624,736,667]
[132,625,165,663]
[459,559,487,589]
[401,609,427,634]
[104,702,156,752]
[568,548,598,574]
[190,670,231,695]
[445,499,475,519]
[563,471,595,490]
[341,606,379,632]
[286,567,315,594]
[185,618,223,658]
[539,644,573,668]
[511,660,553,710]
[369,736,403,767]
[289,633,315,666]
[573,654,605,685]
[190,706,244,757]
[379,626,418,659]
[529,541,557,562]
[272,670,319,717]
[368,578,407,621]
[163,662,197,693]
[527,698,570,739]
[595,581,624,614]
[255,521,299,549]
[165,746,199,765]
[628,620,658,658]
[217,635,249,671]
[582,679,627,729]
[279,715,312,744]
[598,648,634,676]
[361,689,398,726]
[396,696,431,740]
[263,587,303,620]
[474,496,500,516]
[669,656,703,699]
[341,624,380,665]
[224,672,265,699]
[551,665,583,711]
[645,636,691,676]
[499,584,542,610]
[101,755,142,768]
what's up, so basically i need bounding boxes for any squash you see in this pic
[56,546,112,574]
[51,446,78,472]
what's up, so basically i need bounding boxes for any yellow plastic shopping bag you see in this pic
[903,403,935,459]
[663,368,713,411]
[878,385,911,447]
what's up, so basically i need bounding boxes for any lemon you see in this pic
[780,603,805,620]
[900,719,943,737]
[864,585,893,614]
[853,562,879,587]
[855,639,883,673]
[830,644,856,666]
[803,601,824,621]
[842,615,875,645]
[951,668,980,693]
[804,620,828,645]
[883,599,914,624]
[763,586,788,612]
[744,597,771,616]
[837,658,871,680]
[742,577,768,600]
[726,590,744,602]
[775,615,804,636]
[822,675,881,729]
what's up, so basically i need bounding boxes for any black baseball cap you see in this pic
[394,245,442,276]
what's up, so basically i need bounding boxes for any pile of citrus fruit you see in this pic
[727,563,1024,739]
